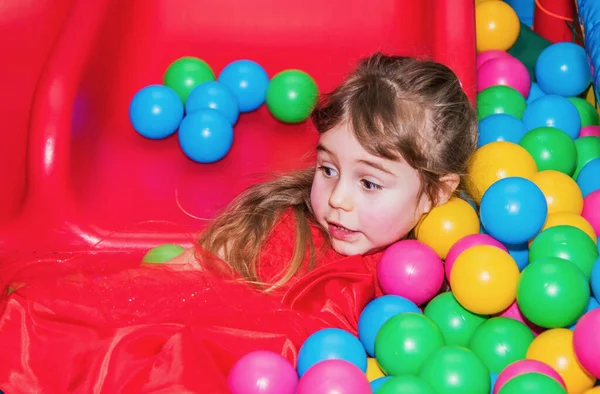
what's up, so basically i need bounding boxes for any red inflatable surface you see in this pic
[0,0,475,259]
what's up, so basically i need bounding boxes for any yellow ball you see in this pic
[366,357,385,382]
[476,1,521,52]
[527,328,595,393]
[584,387,600,394]
[415,197,480,259]
[542,212,597,245]
[449,245,520,314]
[532,170,584,215]
[475,0,498,4]
[467,141,538,204]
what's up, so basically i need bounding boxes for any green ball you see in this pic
[498,372,567,394]
[142,244,185,263]
[529,225,598,279]
[516,257,589,328]
[574,136,600,179]
[519,127,577,176]
[163,56,215,103]
[477,86,527,120]
[468,317,534,373]
[418,346,490,394]
[378,375,437,394]
[423,292,488,347]
[568,97,600,127]
[265,69,319,123]
[374,312,445,376]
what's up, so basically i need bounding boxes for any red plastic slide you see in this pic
[0,0,475,259]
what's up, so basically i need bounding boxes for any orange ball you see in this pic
[476,1,521,52]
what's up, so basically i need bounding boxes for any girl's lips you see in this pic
[327,222,360,241]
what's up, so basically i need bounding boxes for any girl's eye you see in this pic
[318,165,337,177]
[361,179,383,191]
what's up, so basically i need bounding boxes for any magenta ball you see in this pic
[444,234,507,280]
[477,56,531,97]
[495,301,545,336]
[296,359,371,394]
[582,189,600,237]
[580,125,600,138]
[477,50,513,70]
[574,308,600,378]
[377,240,444,305]
[228,350,298,394]
[493,359,566,394]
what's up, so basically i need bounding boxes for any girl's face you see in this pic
[310,124,432,256]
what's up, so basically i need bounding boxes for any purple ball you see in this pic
[297,359,371,394]
[228,350,298,394]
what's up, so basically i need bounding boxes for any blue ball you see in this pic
[504,242,529,271]
[297,328,367,377]
[178,109,234,163]
[526,82,545,104]
[218,59,269,113]
[480,177,548,245]
[129,84,184,139]
[569,297,600,330]
[576,158,600,197]
[185,81,239,125]
[490,372,499,394]
[592,257,600,303]
[535,42,592,97]
[522,94,581,139]
[358,295,421,357]
[478,114,528,147]
[371,376,392,393]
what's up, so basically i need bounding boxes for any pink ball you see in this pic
[297,359,371,394]
[477,50,513,70]
[477,56,531,97]
[377,240,444,305]
[493,359,566,394]
[228,350,298,394]
[445,234,507,281]
[495,301,545,336]
[582,189,600,238]
[574,308,600,378]
[580,125,600,138]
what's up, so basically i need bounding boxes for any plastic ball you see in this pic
[527,82,545,104]
[584,387,600,394]
[419,346,491,394]
[466,141,538,203]
[569,97,600,127]
[526,328,596,393]
[504,242,530,272]
[370,376,392,393]
[178,109,234,163]
[540,213,597,245]
[228,350,298,394]
[297,328,367,377]
[522,95,581,139]
[374,313,445,376]
[581,125,600,138]
[476,50,513,70]
[366,357,385,382]
[517,257,589,328]
[592,258,600,303]
[415,197,480,259]
[185,81,239,125]
[519,127,577,175]
[574,309,600,378]
[450,245,520,315]
[477,86,527,120]
[377,240,444,305]
[574,136,600,179]
[497,373,567,394]
[424,292,488,347]
[296,359,371,394]
[445,234,507,280]
[266,70,319,123]
[480,177,548,245]
[129,84,184,139]
[468,317,534,374]
[358,295,420,357]
[569,297,600,330]
[532,170,584,215]
[478,114,528,148]
[535,42,592,97]
[476,1,520,52]
[577,158,600,198]
[378,376,437,394]
[218,60,269,113]
[494,359,566,394]
[477,56,531,97]
[141,244,185,263]
[163,57,215,103]
[583,190,600,237]
[496,301,545,337]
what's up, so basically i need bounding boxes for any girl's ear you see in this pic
[436,173,460,206]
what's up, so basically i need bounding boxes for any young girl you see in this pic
[0,53,477,393]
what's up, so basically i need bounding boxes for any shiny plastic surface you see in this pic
[0,0,476,255]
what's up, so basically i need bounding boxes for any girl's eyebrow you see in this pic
[317,143,395,176]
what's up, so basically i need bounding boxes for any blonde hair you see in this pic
[198,53,478,290]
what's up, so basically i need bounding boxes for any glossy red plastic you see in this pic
[0,0,475,257]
